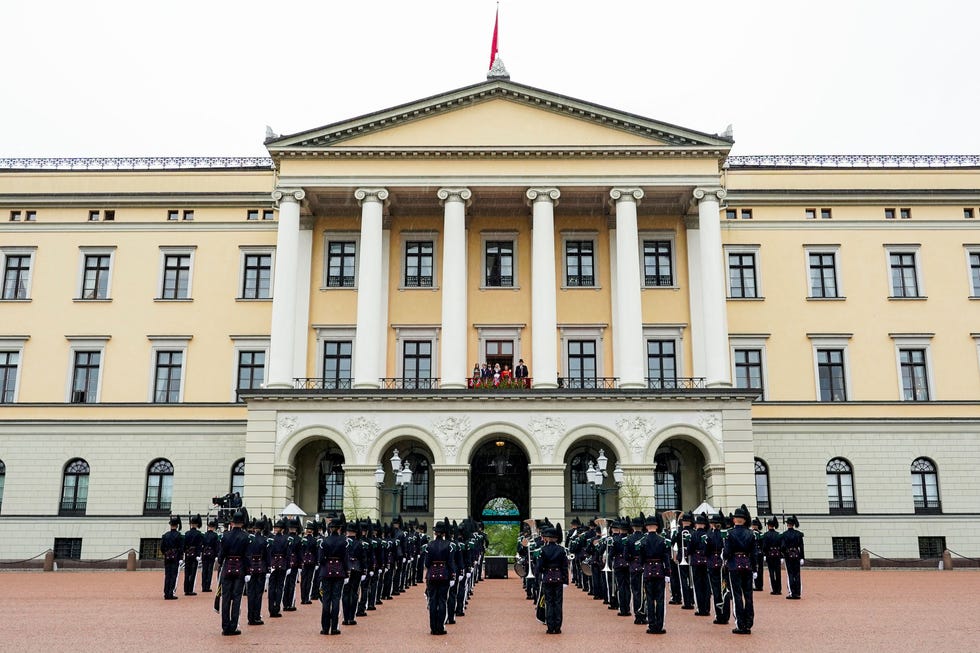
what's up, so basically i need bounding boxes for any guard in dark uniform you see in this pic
[200,517,219,592]
[367,520,383,611]
[183,514,203,595]
[626,513,646,624]
[217,509,250,636]
[750,518,765,591]
[299,521,318,604]
[762,516,783,595]
[724,504,757,634]
[672,512,695,608]
[689,512,711,616]
[282,518,301,611]
[161,515,183,600]
[267,518,289,618]
[534,523,568,634]
[318,517,350,635]
[244,516,270,626]
[342,520,366,625]
[610,519,630,616]
[424,518,455,635]
[356,519,373,616]
[707,512,730,625]
[780,515,805,599]
[636,512,670,634]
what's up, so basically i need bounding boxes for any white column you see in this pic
[267,188,305,388]
[685,215,706,379]
[292,219,314,379]
[527,188,560,388]
[353,188,388,389]
[437,188,471,389]
[694,187,731,387]
[610,188,646,388]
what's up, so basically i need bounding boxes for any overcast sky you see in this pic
[2,1,977,158]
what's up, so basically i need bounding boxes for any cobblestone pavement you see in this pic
[1,569,978,652]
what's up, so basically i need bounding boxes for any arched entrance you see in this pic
[653,441,707,512]
[376,438,435,525]
[469,438,529,522]
[292,438,346,517]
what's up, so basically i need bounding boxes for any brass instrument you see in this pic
[523,518,537,580]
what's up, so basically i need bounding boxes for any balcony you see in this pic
[558,377,618,389]
[914,499,942,515]
[647,377,706,390]
[59,500,87,516]
[828,499,857,515]
[288,375,712,395]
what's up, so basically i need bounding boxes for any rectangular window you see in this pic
[969,252,980,296]
[153,351,183,403]
[900,208,911,220]
[139,538,163,560]
[181,210,193,221]
[322,341,352,389]
[88,210,100,222]
[817,349,847,401]
[81,254,111,299]
[246,210,259,221]
[734,349,764,390]
[643,240,673,287]
[262,209,274,220]
[820,208,832,220]
[327,241,357,288]
[167,210,179,221]
[0,351,18,403]
[726,209,737,220]
[3,254,32,300]
[402,341,432,388]
[805,208,816,220]
[236,351,265,396]
[25,210,36,221]
[70,351,101,403]
[889,252,920,297]
[566,340,597,388]
[831,537,861,560]
[728,252,758,298]
[884,208,895,220]
[9,210,21,221]
[740,209,753,220]
[404,241,434,287]
[103,210,115,221]
[965,208,975,219]
[485,240,514,287]
[808,252,839,298]
[899,348,929,400]
[241,253,272,298]
[53,538,83,560]
[646,340,677,388]
[565,240,595,286]
[918,536,946,559]
[161,253,192,299]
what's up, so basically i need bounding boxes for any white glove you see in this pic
[752,572,758,580]
[361,575,367,582]
[245,575,252,583]
[466,572,471,579]
[800,559,805,566]
[402,557,406,563]
[665,577,670,583]
[369,571,374,577]
[449,580,456,587]
[343,578,349,585]
[196,557,202,563]
[562,584,568,588]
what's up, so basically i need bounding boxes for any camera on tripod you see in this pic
[212,492,243,523]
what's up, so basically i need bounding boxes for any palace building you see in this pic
[1,71,979,563]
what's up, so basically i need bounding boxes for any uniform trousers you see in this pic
[766,557,782,594]
[614,568,631,614]
[427,580,449,634]
[668,560,682,601]
[246,573,266,623]
[183,556,199,594]
[753,551,765,590]
[267,568,286,615]
[730,568,755,631]
[282,567,298,608]
[320,578,344,632]
[629,569,644,619]
[357,574,370,614]
[643,575,667,632]
[542,582,563,632]
[709,567,731,622]
[200,556,215,591]
[678,562,694,607]
[785,558,802,597]
[341,572,361,621]
[163,560,179,598]
[692,565,711,613]
[220,574,246,633]
[300,565,317,602]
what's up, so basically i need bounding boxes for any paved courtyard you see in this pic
[1,568,977,652]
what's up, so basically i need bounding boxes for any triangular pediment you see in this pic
[266,80,732,153]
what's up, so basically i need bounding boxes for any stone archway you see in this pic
[469,437,530,522]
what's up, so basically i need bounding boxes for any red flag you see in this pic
[489,6,499,69]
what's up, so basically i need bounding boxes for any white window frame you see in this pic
[147,335,191,403]
[480,231,520,290]
[313,325,357,381]
[803,244,844,299]
[890,333,935,401]
[322,231,360,290]
[884,244,924,299]
[724,244,763,299]
[561,231,600,289]
[965,246,980,298]
[474,324,526,369]
[157,246,196,301]
[238,246,275,300]
[0,335,29,403]
[65,335,109,403]
[399,231,439,291]
[643,324,686,382]
[229,335,270,401]
[76,246,116,301]
[808,333,853,401]
[559,323,607,378]
[1,246,36,301]
[393,325,440,379]
[729,334,770,400]
[639,231,679,289]
[972,334,980,381]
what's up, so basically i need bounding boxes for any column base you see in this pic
[706,380,734,389]
[265,381,295,390]
[353,381,381,390]
[618,381,647,390]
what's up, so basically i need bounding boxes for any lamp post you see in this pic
[587,449,624,517]
[376,448,413,521]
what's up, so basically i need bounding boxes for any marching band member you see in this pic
[534,523,568,634]
[672,512,695,609]
[424,518,455,635]
[781,515,805,599]
[707,512,730,625]
[341,520,366,626]
[200,517,219,593]
[626,514,646,624]
[636,512,670,634]
[299,521,318,604]
[724,504,757,634]
[183,514,203,596]
[266,519,289,618]
[689,512,711,616]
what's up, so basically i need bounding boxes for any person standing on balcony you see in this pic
[514,359,529,379]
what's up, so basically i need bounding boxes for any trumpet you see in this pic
[523,518,537,580]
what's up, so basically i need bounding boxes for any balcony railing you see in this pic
[295,377,353,390]
[914,499,942,514]
[565,274,595,287]
[644,274,674,287]
[756,500,771,515]
[468,377,532,390]
[646,377,706,390]
[59,501,87,516]
[828,499,857,515]
[557,377,618,389]
[380,377,440,390]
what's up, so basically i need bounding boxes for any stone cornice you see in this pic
[0,222,277,233]
[720,220,980,231]
[0,157,274,171]
[0,192,274,208]
[268,145,729,160]
[237,389,758,404]
[724,189,980,206]
[726,154,980,169]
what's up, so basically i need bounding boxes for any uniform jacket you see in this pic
[183,527,204,558]
[636,531,671,577]
[424,537,455,583]
[161,529,183,562]
[780,528,805,560]
[723,524,757,571]
[201,529,219,558]
[245,532,270,575]
[217,526,251,575]
[761,529,781,559]
[535,541,569,585]
[318,533,351,579]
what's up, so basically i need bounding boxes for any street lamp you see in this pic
[377,448,412,521]
[587,449,623,517]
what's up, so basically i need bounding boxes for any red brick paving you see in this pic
[1,569,978,652]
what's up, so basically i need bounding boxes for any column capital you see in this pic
[526,187,561,204]
[609,187,644,204]
[354,187,389,205]
[693,187,727,202]
[272,187,306,205]
[436,187,472,206]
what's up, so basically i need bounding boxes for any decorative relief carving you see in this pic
[433,416,470,447]
[345,416,381,461]
[0,157,274,171]
[697,412,721,439]
[529,416,565,447]
[277,416,297,438]
[617,416,656,454]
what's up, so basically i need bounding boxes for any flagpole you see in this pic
[489,3,499,69]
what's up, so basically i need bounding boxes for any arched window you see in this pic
[61,458,90,515]
[911,457,941,513]
[0,459,5,512]
[400,452,430,513]
[569,450,599,512]
[230,459,245,498]
[654,450,681,511]
[318,451,345,513]
[754,458,771,515]
[144,458,174,514]
[826,458,856,514]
